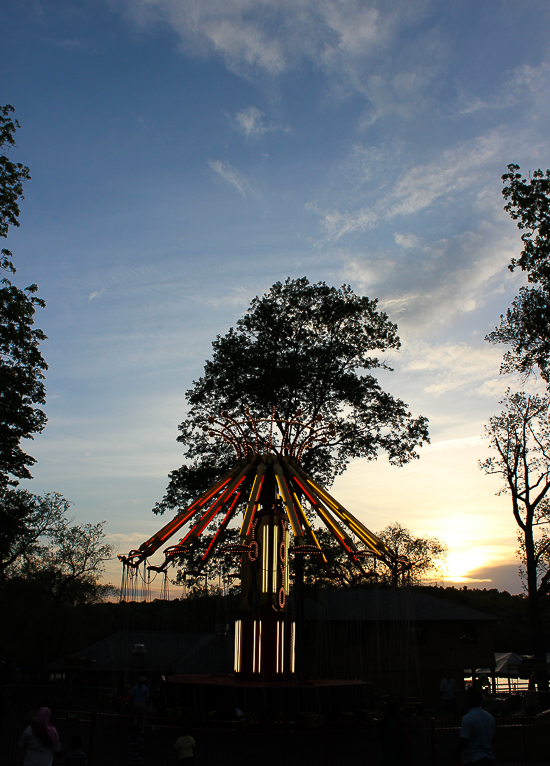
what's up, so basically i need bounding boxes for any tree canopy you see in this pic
[487,164,550,383]
[299,522,446,588]
[0,105,47,488]
[157,277,429,514]
[0,488,117,606]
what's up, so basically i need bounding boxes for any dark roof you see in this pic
[47,630,234,674]
[304,589,496,622]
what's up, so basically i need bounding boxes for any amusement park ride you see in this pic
[119,408,411,683]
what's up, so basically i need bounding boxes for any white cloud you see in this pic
[394,232,420,249]
[340,220,520,332]
[401,341,504,396]
[425,436,484,452]
[208,159,257,197]
[314,129,513,241]
[231,105,289,140]
[234,106,268,139]
[204,285,260,309]
[458,61,550,115]
[320,207,379,239]
[88,289,105,301]
[116,0,431,86]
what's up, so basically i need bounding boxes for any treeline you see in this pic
[423,586,542,655]
[0,584,543,676]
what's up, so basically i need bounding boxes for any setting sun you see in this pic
[446,550,490,582]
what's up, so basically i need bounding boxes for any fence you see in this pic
[2,709,550,766]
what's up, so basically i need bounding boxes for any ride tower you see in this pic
[233,463,294,679]
[119,408,411,683]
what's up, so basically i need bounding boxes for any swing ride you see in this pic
[119,408,411,683]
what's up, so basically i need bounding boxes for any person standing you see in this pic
[18,707,61,766]
[126,726,144,766]
[456,688,495,766]
[64,734,87,766]
[129,677,149,727]
[174,725,196,766]
[440,671,458,715]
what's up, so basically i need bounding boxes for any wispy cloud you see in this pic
[118,0,430,85]
[230,106,289,141]
[208,159,258,198]
[88,289,105,302]
[340,219,520,332]
[204,285,259,309]
[394,232,420,249]
[401,341,504,396]
[425,436,484,452]
[316,129,512,241]
[458,61,550,115]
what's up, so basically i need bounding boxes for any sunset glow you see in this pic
[5,0,550,596]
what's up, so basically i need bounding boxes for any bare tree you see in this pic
[20,521,117,605]
[0,490,68,582]
[480,390,550,671]
[1,489,117,604]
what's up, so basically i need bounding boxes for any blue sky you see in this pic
[3,0,550,593]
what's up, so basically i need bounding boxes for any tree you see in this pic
[0,105,47,487]
[174,527,242,597]
[377,521,447,584]
[18,520,117,606]
[0,488,117,605]
[0,489,67,582]
[480,391,550,667]
[300,523,447,588]
[157,277,429,514]
[486,164,550,383]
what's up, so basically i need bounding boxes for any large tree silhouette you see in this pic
[0,105,47,488]
[487,164,550,383]
[156,277,429,514]
[481,391,550,672]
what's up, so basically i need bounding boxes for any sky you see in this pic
[3,0,550,596]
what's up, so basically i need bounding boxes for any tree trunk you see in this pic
[525,527,549,690]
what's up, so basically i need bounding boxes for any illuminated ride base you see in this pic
[119,409,410,692]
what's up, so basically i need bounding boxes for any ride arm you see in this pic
[121,459,248,565]
[273,457,305,542]
[291,460,393,561]
[283,460,358,555]
[239,458,266,541]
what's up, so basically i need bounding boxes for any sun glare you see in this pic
[445,550,489,582]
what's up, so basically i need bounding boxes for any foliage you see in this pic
[486,164,550,382]
[157,277,429,513]
[0,488,117,605]
[173,527,242,596]
[480,390,550,662]
[300,523,447,587]
[377,521,447,584]
[18,520,117,606]
[0,489,67,582]
[502,164,550,283]
[423,586,533,653]
[0,105,30,256]
[0,104,47,487]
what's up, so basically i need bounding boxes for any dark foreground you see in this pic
[1,707,550,766]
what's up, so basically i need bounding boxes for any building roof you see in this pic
[304,589,496,622]
[47,630,234,675]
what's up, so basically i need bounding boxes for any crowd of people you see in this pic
[16,689,196,766]
[14,677,498,766]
